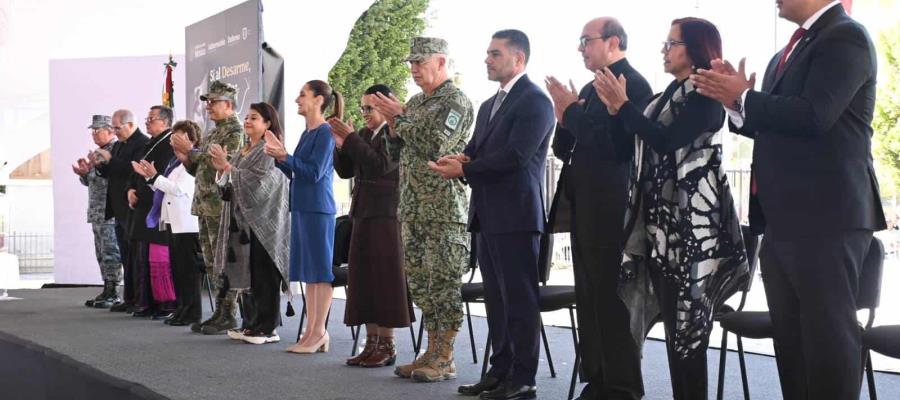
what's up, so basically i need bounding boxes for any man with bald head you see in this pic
[95,109,149,311]
[545,17,652,400]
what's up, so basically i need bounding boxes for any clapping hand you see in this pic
[592,67,629,115]
[170,131,193,155]
[369,93,405,129]
[327,117,354,149]
[208,144,230,172]
[72,157,91,176]
[427,154,467,179]
[127,189,138,209]
[691,57,756,110]
[263,131,288,162]
[90,148,111,166]
[545,76,583,126]
[131,160,158,179]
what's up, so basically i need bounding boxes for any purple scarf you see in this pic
[146,159,181,229]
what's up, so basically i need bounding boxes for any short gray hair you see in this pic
[113,109,134,124]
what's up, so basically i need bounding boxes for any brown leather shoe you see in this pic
[360,336,397,368]
[347,335,378,366]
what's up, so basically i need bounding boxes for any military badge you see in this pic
[444,109,462,131]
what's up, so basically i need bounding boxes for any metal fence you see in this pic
[2,232,54,274]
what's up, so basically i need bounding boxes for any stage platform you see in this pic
[1,287,898,399]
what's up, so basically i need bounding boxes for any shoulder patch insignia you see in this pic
[444,109,462,131]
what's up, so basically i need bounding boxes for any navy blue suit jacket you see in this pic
[462,75,555,234]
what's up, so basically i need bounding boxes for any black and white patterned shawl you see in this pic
[215,140,291,293]
[620,79,749,359]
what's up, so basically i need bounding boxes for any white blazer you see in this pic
[150,163,199,234]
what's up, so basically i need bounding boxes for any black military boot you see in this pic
[94,281,121,309]
[84,284,107,307]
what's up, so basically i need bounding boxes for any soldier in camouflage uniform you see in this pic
[171,80,244,334]
[74,115,123,308]
[372,37,474,383]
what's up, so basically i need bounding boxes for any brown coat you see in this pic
[334,125,399,219]
[334,124,413,327]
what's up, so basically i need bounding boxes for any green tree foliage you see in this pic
[328,0,429,126]
[873,24,900,200]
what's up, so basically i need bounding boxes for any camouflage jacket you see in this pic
[387,79,473,225]
[80,140,117,224]
[188,114,244,217]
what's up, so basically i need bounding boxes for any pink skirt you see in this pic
[148,243,176,302]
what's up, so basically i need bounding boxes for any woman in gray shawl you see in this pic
[209,102,290,345]
[594,17,749,399]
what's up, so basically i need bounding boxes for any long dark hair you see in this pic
[672,17,722,70]
[249,102,283,142]
[306,80,344,120]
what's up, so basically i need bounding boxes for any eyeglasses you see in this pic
[579,35,610,48]
[145,116,163,123]
[662,40,687,52]
[360,105,374,115]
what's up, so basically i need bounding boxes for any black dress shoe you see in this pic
[152,311,174,321]
[109,301,131,312]
[459,376,502,396]
[168,318,198,327]
[131,308,154,318]
[479,384,536,400]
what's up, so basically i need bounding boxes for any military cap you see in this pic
[87,115,112,129]
[200,80,237,102]
[404,37,449,62]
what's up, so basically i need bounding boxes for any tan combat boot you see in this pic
[394,329,437,378]
[411,329,457,383]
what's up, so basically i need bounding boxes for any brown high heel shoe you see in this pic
[347,335,378,366]
[360,336,397,368]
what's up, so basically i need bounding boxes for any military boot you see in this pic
[191,295,223,333]
[411,329,457,383]
[394,329,438,378]
[201,290,238,335]
[84,284,107,307]
[93,281,120,309]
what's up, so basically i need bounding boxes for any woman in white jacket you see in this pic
[133,120,203,326]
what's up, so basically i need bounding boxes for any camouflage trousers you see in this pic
[91,222,122,283]
[198,215,226,294]
[402,221,469,332]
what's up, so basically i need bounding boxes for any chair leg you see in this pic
[540,318,556,378]
[481,334,492,378]
[204,273,215,312]
[866,350,878,400]
[737,336,750,400]
[350,325,360,356]
[465,302,478,364]
[409,323,417,354]
[414,313,425,357]
[568,307,579,400]
[296,284,307,342]
[716,330,729,400]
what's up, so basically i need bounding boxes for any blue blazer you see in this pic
[462,75,555,234]
[277,123,336,214]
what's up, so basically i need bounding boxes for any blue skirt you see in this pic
[289,211,335,283]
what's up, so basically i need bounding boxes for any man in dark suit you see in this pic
[545,18,652,400]
[430,29,554,400]
[692,1,886,398]
[95,109,149,311]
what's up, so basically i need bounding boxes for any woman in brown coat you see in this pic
[329,84,414,367]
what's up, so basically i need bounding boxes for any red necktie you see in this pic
[776,27,807,76]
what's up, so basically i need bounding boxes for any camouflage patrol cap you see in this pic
[200,80,237,102]
[87,115,112,129]
[404,37,449,62]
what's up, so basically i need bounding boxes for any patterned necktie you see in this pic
[776,27,807,76]
[489,90,507,121]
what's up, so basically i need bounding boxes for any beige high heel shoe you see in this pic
[286,331,330,354]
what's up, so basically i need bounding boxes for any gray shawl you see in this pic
[619,79,749,359]
[215,140,291,293]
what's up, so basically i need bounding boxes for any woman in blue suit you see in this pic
[264,79,343,354]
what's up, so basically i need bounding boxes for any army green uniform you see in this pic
[80,140,123,284]
[387,79,474,333]
[188,114,244,291]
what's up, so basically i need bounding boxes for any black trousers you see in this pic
[115,222,132,302]
[648,265,709,400]
[760,229,872,400]
[168,231,203,322]
[246,230,281,334]
[478,232,541,386]
[130,240,152,310]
